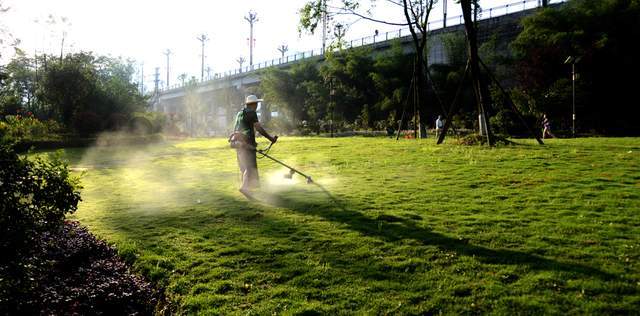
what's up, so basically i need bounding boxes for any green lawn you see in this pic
[47,137,640,314]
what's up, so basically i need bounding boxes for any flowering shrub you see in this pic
[0,115,63,142]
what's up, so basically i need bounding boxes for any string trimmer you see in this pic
[256,142,314,184]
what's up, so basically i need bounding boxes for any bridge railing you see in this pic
[160,0,566,92]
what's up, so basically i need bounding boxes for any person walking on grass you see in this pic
[435,115,444,138]
[542,113,555,139]
[229,95,278,196]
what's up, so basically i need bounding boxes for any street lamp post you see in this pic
[571,61,575,137]
[564,56,581,137]
[245,11,258,66]
[196,34,209,82]
[330,80,335,138]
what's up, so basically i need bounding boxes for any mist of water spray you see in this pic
[75,132,240,214]
[74,130,339,215]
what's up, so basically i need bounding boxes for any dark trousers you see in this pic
[237,147,259,189]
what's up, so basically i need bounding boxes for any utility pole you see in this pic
[572,61,576,137]
[321,0,328,53]
[163,49,171,88]
[154,67,160,93]
[330,79,335,137]
[277,44,288,59]
[58,17,70,62]
[196,34,209,81]
[206,66,212,80]
[443,0,448,28]
[244,10,258,66]
[34,49,38,110]
[139,62,145,95]
[60,31,66,62]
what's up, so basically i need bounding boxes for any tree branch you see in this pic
[380,0,404,8]
[329,5,413,26]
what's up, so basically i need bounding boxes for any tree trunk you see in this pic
[402,0,430,138]
[461,0,493,145]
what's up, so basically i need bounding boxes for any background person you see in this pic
[435,115,444,138]
[542,113,555,139]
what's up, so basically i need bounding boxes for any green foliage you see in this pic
[441,31,467,67]
[0,143,81,254]
[298,0,359,35]
[322,47,379,124]
[72,111,102,135]
[0,51,147,135]
[0,115,63,142]
[0,50,37,113]
[370,40,410,117]
[260,60,322,124]
[261,45,413,132]
[131,111,167,134]
[511,0,640,134]
[41,53,147,128]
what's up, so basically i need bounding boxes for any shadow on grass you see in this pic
[92,179,614,283]
[255,182,614,280]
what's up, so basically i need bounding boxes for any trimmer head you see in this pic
[284,169,295,179]
[306,177,314,184]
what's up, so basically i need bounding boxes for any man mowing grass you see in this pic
[229,95,278,197]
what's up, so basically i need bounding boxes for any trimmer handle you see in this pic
[258,141,275,154]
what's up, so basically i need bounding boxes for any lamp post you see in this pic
[196,34,209,82]
[330,79,335,138]
[564,56,581,137]
[244,11,258,66]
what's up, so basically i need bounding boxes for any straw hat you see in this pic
[245,95,263,105]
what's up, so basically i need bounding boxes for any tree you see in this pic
[260,60,322,124]
[178,73,187,86]
[1,49,35,115]
[321,47,378,124]
[40,53,97,125]
[299,0,437,136]
[181,79,208,136]
[0,52,147,132]
[370,40,414,125]
[460,0,493,143]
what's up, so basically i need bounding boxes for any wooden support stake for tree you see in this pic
[425,65,459,136]
[437,61,470,145]
[396,64,417,141]
[479,59,544,145]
